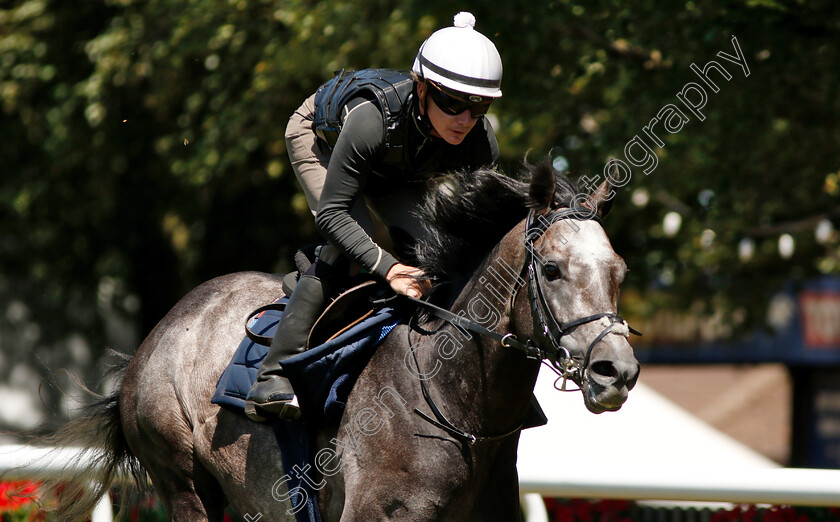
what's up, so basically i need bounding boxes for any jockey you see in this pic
[246,12,503,422]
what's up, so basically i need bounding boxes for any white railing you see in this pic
[4,443,840,521]
[519,467,840,507]
[0,443,551,522]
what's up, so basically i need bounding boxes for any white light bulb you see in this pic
[663,212,682,237]
[779,234,795,259]
[738,238,755,262]
[816,219,833,244]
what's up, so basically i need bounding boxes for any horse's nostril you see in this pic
[591,361,618,379]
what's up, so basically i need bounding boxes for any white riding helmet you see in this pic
[412,12,503,99]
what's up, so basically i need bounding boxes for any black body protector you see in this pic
[313,68,416,168]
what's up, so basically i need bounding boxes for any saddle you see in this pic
[308,279,390,348]
[276,240,388,348]
[244,276,390,350]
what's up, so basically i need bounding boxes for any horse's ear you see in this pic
[529,157,556,212]
[583,159,617,218]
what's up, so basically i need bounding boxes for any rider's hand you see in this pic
[385,263,432,299]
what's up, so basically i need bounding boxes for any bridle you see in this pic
[522,207,641,389]
[405,206,640,445]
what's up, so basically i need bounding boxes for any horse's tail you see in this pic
[39,352,147,521]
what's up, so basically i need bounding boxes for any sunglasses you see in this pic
[426,81,492,118]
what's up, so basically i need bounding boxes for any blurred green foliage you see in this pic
[1,0,838,423]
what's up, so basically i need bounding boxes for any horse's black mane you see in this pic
[414,159,581,286]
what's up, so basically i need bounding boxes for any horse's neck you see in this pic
[421,220,540,433]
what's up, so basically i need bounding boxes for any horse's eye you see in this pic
[544,262,561,280]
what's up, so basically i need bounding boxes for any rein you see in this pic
[405,207,640,445]
[403,295,545,360]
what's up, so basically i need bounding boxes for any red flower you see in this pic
[0,480,39,512]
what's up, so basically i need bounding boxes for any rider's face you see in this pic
[417,83,480,146]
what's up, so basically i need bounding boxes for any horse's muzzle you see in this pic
[581,351,640,413]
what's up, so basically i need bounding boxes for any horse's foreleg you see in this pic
[336,438,467,521]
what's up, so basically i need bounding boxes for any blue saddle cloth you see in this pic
[211,298,403,521]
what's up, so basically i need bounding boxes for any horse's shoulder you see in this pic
[348,323,420,404]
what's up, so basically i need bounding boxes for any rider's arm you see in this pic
[314,99,400,280]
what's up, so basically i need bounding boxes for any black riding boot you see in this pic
[245,272,327,422]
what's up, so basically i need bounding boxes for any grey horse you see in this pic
[46,159,639,521]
